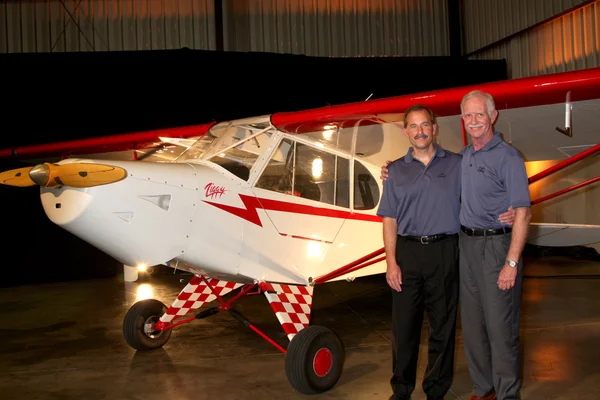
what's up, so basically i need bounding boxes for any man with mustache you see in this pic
[380,91,530,400]
[376,104,516,400]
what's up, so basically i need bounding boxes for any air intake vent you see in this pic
[139,194,172,211]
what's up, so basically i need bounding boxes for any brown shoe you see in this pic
[468,393,496,400]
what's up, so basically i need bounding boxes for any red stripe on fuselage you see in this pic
[203,193,381,227]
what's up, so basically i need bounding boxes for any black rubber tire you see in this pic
[122,298,172,351]
[284,325,345,394]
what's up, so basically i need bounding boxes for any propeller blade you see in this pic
[30,162,128,188]
[0,166,35,187]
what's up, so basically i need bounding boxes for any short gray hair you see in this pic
[460,90,496,118]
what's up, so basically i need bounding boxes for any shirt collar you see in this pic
[481,131,503,151]
[404,143,446,163]
[466,131,503,153]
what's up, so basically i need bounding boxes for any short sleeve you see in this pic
[502,152,531,209]
[376,169,398,218]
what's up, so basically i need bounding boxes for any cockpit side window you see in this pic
[255,138,350,208]
[353,160,380,210]
[255,138,295,194]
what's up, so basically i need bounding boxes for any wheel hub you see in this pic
[143,316,164,339]
[313,347,333,377]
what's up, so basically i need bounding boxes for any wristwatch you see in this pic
[506,259,518,268]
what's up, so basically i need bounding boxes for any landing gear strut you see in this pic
[121,274,345,394]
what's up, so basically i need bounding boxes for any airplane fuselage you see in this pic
[39,154,385,285]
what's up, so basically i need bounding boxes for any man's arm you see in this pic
[497,151,532,290]
[497,206,531,290]
[383,217,402,292]
[507,206,531,263]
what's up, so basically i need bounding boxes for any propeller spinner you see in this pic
[0,162,127,188]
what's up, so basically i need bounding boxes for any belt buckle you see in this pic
[420,236,428,245]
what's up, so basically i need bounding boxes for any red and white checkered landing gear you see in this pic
[121,274,345,394]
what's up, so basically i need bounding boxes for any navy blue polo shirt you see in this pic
[377,143,462,236]
[459,132,531,229]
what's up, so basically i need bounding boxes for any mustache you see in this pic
[414,133,428,139]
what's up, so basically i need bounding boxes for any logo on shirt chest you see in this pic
[437,172,446,178]
[477,167,486,173]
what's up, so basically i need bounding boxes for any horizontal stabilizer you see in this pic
[527,223,600,247]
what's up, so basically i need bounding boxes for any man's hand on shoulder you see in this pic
[380,160,391,181]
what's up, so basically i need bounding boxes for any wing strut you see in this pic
[532,176,600,206]
[529,142,600,184]
[312,247,386,284]
[529,142,600,205]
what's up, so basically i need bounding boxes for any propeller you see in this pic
[0,162,127,188]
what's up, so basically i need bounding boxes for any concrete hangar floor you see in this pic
[0,254,599,400]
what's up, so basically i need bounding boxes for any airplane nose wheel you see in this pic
[285,325,345,394]
[122,298,172,350]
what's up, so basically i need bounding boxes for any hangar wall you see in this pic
[0,0,218,53]
[463,0,600,78]
[0,0,450,57]
[221,0,450,56]
[0,0,215,53]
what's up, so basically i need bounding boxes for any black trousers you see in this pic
[391,234,459,398]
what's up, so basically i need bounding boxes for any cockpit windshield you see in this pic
[173,131,220,161]
[175,116,275,181]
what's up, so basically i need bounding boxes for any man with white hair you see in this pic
[458,90,531,400]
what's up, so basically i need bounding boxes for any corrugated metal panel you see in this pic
[462,0,590,54]
[223,0,450,57]
[0,0,216,53]
[468,0,600,78]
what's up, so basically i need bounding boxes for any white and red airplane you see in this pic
[0,66,599,394]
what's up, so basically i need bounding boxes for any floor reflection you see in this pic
[529,342,571,382]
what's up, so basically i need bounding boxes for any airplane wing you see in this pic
[0,123,216,165]
[1,67,597,164]
[271,66,600,163]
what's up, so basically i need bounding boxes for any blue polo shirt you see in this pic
[377,143,462,236]
[459,132,531,229]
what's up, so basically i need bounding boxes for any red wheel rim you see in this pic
[313,347,333,377]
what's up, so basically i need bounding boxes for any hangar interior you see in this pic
[0,1,599,399]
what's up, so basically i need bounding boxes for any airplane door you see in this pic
[252,138,351,244]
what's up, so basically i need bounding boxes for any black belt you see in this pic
[460,225,512,236]
[401,233,456,244]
